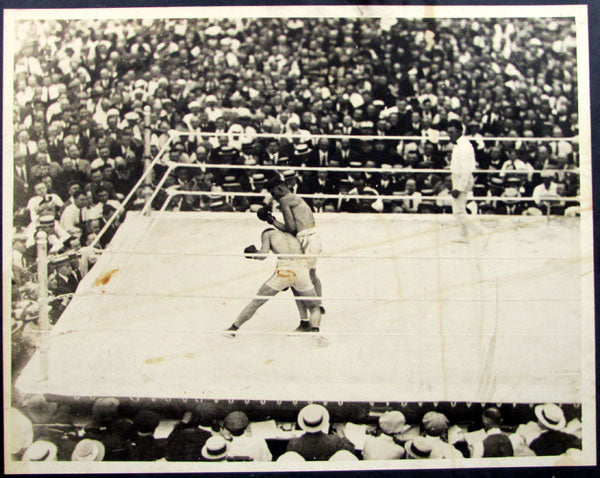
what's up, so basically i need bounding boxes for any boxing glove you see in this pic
[244,245,258,258]
[257,207,274,224]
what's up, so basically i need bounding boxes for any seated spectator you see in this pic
[405,437,435,459]
[465,407,533,458]
[129,410,164,461]
[286,404,355,461]
[401,179,422,213]
[362,411,409,460]
[221,411,271,462]
[102,418,136,461]
[165,409,212,462]
[531,173,559,214]
[521,403,582,456]
[27,181,64,224]
[420,411,463,459]
[71,439,105,461]
[60,191,92,233]
[201,435,229,462]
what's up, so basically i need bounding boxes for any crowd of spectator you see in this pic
[9,397,582,463]
[10,15,582,460]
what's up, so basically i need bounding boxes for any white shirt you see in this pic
[532,182,559,206]
[402,191,422,212]
[27,194,64,223]
[450,136,476,192]
[60,203,90,231]
[227,436,272,462]
[25,222,70,252]
[426,436,463,459]
[362,434,405,460]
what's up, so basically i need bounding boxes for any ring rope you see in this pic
[170,130,580,143]
[44,327,572,340]
[73,291,577,303]
[91,250,580,261]
[163,160,580,176]
[166,189,580,203]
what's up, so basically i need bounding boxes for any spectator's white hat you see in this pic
[106,108,120,118]
[23,440,58,461]
[405,437,434,459]
[201,435,228,461]
[329,450,359,461]
[204,25,223,37]
[38,215,55,227]
[277,451,305,462]
[297,404,330,433]
[124,111,140,122]
[71,439,105,461]
[134,79,148,89]
[294,143,311,155]
[157,77,169,86]
[379,411,410,435]
[188,100,201,109]
[205,95,217,104]
[90,158,106,171]
[535,403,566,431]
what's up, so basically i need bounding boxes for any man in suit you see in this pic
[309,138,333,168]
[14,151,31,209]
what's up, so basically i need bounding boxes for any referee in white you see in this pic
[448,119,485,242]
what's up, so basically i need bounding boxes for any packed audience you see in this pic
[10,16,582,458]
[8,398,582,462]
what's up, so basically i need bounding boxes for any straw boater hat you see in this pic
[201,435,228,461]
[297,404,330,433]
[22,440,58,461]
[405,436,434,459]
[71,439,105,461]
[535,403,567,431]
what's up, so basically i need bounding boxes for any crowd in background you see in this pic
[10,16,582,458]
[9,397,582,462]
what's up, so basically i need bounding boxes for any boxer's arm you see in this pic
[278,199,297,234]
[256,230,271,260]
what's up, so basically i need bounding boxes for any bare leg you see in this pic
[291,287,308,321]
[225,283,278,336]
[296,290,321,330]
[310,269,322,299]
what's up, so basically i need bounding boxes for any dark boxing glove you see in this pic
[256,207,274,224]
[244,245,258,259]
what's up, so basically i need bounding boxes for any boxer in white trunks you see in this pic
[258,178,324,332]
[224,227,325,344]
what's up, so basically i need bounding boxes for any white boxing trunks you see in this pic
[265,259,313,292]
[295,227,322,269]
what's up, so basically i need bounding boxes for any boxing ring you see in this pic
[16,210,581,405]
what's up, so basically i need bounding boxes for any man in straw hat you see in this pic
[224,227,325,346]
[71,439,105,461]
[201,435,229,462]
[526,403,581,456]
[285,404,354,461]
